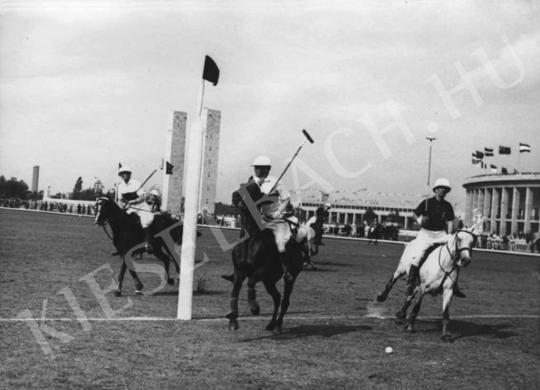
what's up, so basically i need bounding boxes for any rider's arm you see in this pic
[446,220,455,234]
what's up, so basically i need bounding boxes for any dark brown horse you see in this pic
[94,196,183,296]
[225,182,306,333]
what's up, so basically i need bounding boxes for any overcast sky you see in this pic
[1,0,539,207]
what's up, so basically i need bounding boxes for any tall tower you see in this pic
[199,109,221,214]
[32,166,39,193]
[163,111,187,214]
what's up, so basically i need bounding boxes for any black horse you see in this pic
[225,182,306,333]
[94,196,183,296]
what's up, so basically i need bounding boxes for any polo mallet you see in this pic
[268,129,315,195]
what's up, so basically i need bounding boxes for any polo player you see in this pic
[249,155,296,281]
[403,178,466,298]
[117,166,155,253]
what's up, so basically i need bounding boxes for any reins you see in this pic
[436,230,475,290]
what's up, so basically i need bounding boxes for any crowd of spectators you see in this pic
[0,198,95,215]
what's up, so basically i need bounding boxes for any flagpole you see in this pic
[177,75,205,320]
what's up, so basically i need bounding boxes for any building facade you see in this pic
[463,173,540,236]
[297,189,442,229]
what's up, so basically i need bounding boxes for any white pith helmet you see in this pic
[251,155,272,167]
[324,202,331,208]
[433,178,451,192]
[118,166,132,175]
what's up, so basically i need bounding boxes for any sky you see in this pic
[1,0,539,209]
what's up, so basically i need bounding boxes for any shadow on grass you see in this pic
[311,261,353,267]
[415,319,518,341]
[151,290,225,296]
[241,323,373,342]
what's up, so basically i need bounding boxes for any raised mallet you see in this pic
[269,129,315,194]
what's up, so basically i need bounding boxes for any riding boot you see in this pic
[280,252,293,283]
[406,265,419,296]
[453,282,466,298]
[143,227,153,254]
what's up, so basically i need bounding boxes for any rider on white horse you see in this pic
[117,166,155,253]
[403,178,466,298]
[249,155,296,281]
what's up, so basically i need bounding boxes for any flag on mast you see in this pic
[499,146,511,155]
[202,55,220,86]
[519,142,531,153]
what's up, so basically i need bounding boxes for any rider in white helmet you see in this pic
[117,166,154,253]
[249,155,295,281]
[402,178,466,298]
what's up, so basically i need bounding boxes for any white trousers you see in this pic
[402,228,450,267]
[126,202,155,228]
[265,219,293,253]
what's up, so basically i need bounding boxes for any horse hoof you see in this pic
[225,312,235,320]
[221,274,234,283]
[405,325,415,333]
[395,310,406,320]
[376,294,386,302]
[228,319,239,331]
[167,278,174,286]
[250,304,260,316]
[441,334,453,342]
[265,323,275,331]
[273,325,282,335]
[114,290,122,297]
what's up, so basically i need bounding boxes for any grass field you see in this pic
[1,208,539,389]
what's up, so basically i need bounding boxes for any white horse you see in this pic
[376,228,477,340]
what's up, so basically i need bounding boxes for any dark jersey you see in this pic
[414,197,455,231]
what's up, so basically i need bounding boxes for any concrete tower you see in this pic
[163,109,221,216]
[163,111,187,215]
[199,108,221,214]
[32,166,39,193]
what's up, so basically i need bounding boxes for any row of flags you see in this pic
[471,142,532,174]
[472,142,531,160]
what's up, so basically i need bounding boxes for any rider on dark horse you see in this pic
[117,166,159,254]
[223,156,297,282]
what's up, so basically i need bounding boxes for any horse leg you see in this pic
[125,255,144,295]
[441,287,454,342]
[115,261,127,296]
[275,276,297,334]
[247,278,260,315]
[154,247,175,285]
[225,273,245,331]
[405,287,425,333]
[396,264,419,320]
[263,280,282,332]
[376,269,405,302]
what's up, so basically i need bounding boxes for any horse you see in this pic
[94,196,183,296]
[225,182,307,333]
[376,229,477,340]
[302,215,323,269]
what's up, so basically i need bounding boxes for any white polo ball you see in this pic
[385,346,393,354]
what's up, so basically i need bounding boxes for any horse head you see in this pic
[94,196,117,226]
[453,229,477,267]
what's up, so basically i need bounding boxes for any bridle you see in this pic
[437,229,476,286]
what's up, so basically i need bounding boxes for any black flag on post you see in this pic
[202,55,219,86]
[165,161,174,175]
[499,146,511,155]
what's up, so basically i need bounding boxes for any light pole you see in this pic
[426,137,436,195]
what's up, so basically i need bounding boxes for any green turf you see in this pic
[1,209,539,389]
